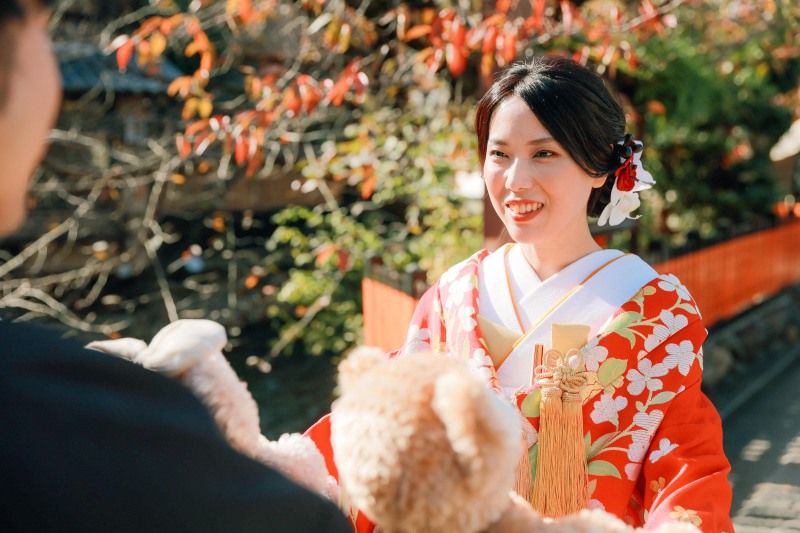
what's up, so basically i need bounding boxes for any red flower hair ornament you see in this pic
[598,134,656,226]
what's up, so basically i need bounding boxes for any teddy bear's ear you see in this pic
[142,319,227,376]
[431,366,521,488]
[86,338,149,363]
[336,345,386,392]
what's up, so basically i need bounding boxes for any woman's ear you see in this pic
[591,175,608,189]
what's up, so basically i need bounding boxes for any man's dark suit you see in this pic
[0,319,350,532]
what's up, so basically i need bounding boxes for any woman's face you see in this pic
[483,95,604,248]
[0,3,61,237]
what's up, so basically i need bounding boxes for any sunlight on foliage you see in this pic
[3,0,798,363]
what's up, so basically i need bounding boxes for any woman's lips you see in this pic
[506,201,543,221]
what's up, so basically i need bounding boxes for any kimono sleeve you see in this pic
[391,281,447,358]
[641,324,734,532]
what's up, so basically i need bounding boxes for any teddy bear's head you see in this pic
[331,350,523,533]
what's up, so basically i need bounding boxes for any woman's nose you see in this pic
[505,158,532,191]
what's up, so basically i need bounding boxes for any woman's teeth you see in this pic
[508,203,543,214]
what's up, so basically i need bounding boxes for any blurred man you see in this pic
[0,2,350,531]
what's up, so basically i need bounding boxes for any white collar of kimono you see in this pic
[478,243,658,394]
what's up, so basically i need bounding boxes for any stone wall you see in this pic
[704,283,800,419]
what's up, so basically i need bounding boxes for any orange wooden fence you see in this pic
[362,258,427,352]
[654,219,800,327]
[363,220,800,351]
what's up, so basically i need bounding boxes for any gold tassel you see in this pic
[514,433,533,502]
[561,387,588,512]
[529,349,588,517]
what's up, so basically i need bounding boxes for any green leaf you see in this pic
[587,479,598,498]
[588,460,622,478]
[636,400,646,412]
[651,391,676,405]
[642,286,657,296]
[597,358,627,388]
[608,375,625,390]
[520,388,541,418]
[587,432,615,460]
[605,311,644,333]
[461,335,471,361]
[584,431,592,454]
[618,328,636,348]
[678,303,698,315]
[602,310,643,349]
[528,444,538,482]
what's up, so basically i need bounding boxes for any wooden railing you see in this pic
[362,257,428,352]
[363,219,800,351]
[654,219,800,327]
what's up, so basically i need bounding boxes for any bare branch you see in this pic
[74,270,112,310]
[145,228,179,323]
[0,256,128,293]
[0,284,127,335]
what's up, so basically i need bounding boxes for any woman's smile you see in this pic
[505,200,544,221]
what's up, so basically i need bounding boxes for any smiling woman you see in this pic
[481,94,606,279]
[307,57,735,533]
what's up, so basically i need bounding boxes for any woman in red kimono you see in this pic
[308,57,734,532]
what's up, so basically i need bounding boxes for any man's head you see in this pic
[0,0,60,237]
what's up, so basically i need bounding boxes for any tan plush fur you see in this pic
[332,351,523,533]
[88,319,338,501]
[331,349,701,533]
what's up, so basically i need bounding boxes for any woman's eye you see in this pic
[534,150,555,158]
[489,149,508,158]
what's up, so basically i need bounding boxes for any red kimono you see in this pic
[308,249,734,532]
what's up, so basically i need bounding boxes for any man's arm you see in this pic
[0,320,350,533]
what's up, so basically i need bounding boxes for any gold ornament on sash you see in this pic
[528,345,589,517]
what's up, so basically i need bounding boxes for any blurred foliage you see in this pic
[5,0,798,365]
[99,0,800,359]
[260,85,483,356]
[626,0,800,240]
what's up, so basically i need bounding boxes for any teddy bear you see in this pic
[329,347,701,533]
[90,320,699,533]
[86,319,338,502]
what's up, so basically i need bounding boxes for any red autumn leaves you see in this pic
[113,10,369,178]
[401,4,531,80]
[114,0,675,181]
[109,13,215,123]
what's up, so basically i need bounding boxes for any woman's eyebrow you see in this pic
[488,136,556,146]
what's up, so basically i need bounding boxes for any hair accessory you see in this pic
[597,134,655,226]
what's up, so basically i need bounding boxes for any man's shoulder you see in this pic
[0,318,88,363]
[0,318,200,410]
[0,320,351,533]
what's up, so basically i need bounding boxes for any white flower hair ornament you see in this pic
[598,134,656,226]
